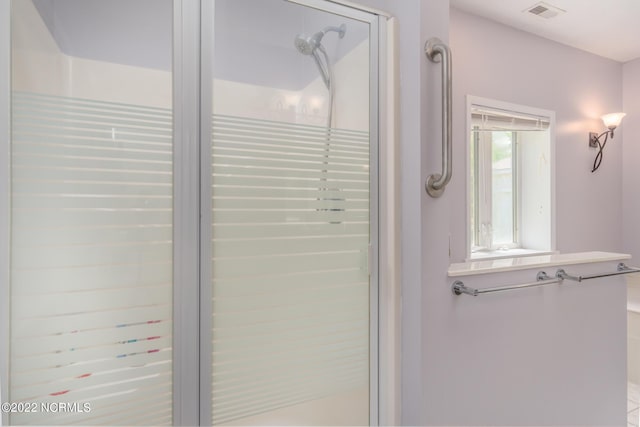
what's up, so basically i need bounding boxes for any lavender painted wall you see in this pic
[1,0,630,425]
[623,58,640,261]
[450,8,624,262]
[354,0,450,423]
[393,6,626,425]
[350,3,626,424]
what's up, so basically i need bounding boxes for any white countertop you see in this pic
[448,251,631,277]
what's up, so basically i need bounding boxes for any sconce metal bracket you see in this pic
[589,132,598,148]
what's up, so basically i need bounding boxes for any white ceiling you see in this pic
[450,0,640,63]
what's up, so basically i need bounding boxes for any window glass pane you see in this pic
[491,131,514,246]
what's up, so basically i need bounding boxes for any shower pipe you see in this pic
[452,262,640,296]
[424,37,452,198]
[318,44,335,129]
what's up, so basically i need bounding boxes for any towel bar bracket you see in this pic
[537,271,552,281]
[556,269,580,282]
[452,280,476,296]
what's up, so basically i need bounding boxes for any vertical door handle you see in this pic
[424,37,452,198]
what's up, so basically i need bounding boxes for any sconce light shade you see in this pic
[601,112,626,130]
[590,112,625,172]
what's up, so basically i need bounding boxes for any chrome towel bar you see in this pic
[452,263,640,297]
[557,264,640,282]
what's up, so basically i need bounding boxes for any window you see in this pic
[468,97,555,259]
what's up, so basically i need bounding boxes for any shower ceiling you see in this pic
[32,0,173,70]
[32,0,368,91]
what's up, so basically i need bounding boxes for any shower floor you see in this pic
[630,382,640,427]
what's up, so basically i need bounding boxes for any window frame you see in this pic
[466,95,557,261]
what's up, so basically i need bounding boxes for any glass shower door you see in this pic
[4,1,379,425]
[9,1,174,424]
[206,1,377,425]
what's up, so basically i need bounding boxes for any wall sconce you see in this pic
[589,112,625,172]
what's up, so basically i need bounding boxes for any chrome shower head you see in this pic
[294,33,319,55]
[293,23,346,55]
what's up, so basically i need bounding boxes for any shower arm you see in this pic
[322,25,346,37]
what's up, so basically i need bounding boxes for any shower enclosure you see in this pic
[0,0,388,425]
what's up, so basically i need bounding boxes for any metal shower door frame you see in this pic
[0,2,10,425]
[0,3,192,426]
[173,1,202,425]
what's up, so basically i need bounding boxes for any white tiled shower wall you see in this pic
[15,0,369,128]
[212,39,369,131]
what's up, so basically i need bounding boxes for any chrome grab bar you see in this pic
[424,37,452,198]
[452,263,640,297]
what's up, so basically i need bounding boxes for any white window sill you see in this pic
[449,251,631,277]
[468,248,555,262]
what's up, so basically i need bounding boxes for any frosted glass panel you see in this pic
[211,115,370,425]
[211,1,372,424]
[10,1,173,425]
[10,92,173,426]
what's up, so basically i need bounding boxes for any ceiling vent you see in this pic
[524,2,566,19]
